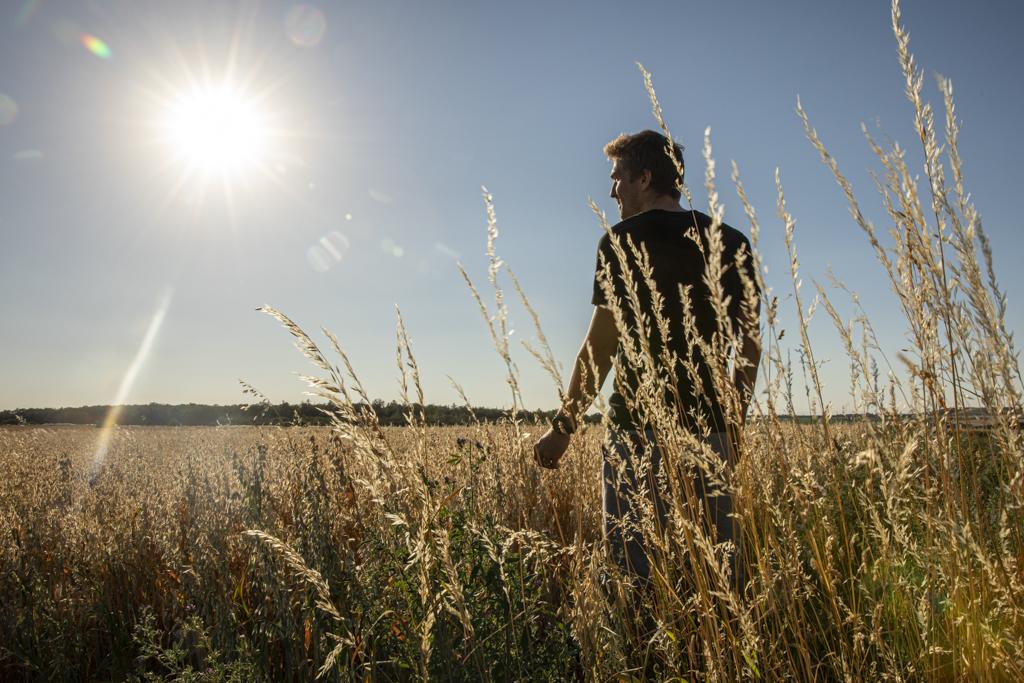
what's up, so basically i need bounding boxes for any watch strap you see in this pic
[551,412,576,435]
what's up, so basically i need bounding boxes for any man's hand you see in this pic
[533,428,570,469]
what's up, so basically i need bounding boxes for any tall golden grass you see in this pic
[1,0,1021,679]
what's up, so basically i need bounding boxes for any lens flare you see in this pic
[285,4,327,47]
[0,94,17,126]
[81,33,112,59]
[15,0,42,28]
[434,242,461,260]
[91,289,173,480]
[306,230,350,272]
[368,188,394,204]
[380,237,404,258]
[12,149,43,161]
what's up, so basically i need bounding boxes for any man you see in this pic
[532,129,760,587]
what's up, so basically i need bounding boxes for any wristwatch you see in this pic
[551,412,576,435]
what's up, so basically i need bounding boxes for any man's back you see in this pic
[592,208,757,434]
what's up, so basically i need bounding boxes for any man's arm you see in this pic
[732,323,761,424]
[559,305,620,427]
[534,305,619,468]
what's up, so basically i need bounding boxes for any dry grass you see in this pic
[2,0,1022,680]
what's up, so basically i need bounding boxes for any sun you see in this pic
[162,84,270,177]
[138,38,299,215]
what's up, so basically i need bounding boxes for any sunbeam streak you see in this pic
[91,289,174,480]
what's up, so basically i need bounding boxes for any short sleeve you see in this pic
[725,234,761,332]
[738,235,760,299]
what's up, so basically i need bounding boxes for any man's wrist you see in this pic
[551,410,577,435]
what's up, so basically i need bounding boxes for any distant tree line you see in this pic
[0,402,885,428]
[0,401,604,427]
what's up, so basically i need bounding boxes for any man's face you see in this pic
[609,158,646,220]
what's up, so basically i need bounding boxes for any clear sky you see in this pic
[1,0,1021,413]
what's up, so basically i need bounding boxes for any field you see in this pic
[3,2,1023,680]
[0,422,606,681]
[1,413,1020,680]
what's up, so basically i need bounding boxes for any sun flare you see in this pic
[162,85,269,176]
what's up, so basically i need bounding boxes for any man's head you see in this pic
[604,130,684,219]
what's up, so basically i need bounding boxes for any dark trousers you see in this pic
[602,429,742,591]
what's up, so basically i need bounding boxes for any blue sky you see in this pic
[1,0,1021,413]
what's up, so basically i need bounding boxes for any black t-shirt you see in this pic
[591,208,758,433]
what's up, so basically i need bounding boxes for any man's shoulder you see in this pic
[606,211,650,236]
[691,210,749,249]
[596,214,642,248]
[721,222,749,243]
[600,209,752,249]
[689,209,744,239]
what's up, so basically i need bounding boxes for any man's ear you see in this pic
[640,168,653,189]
